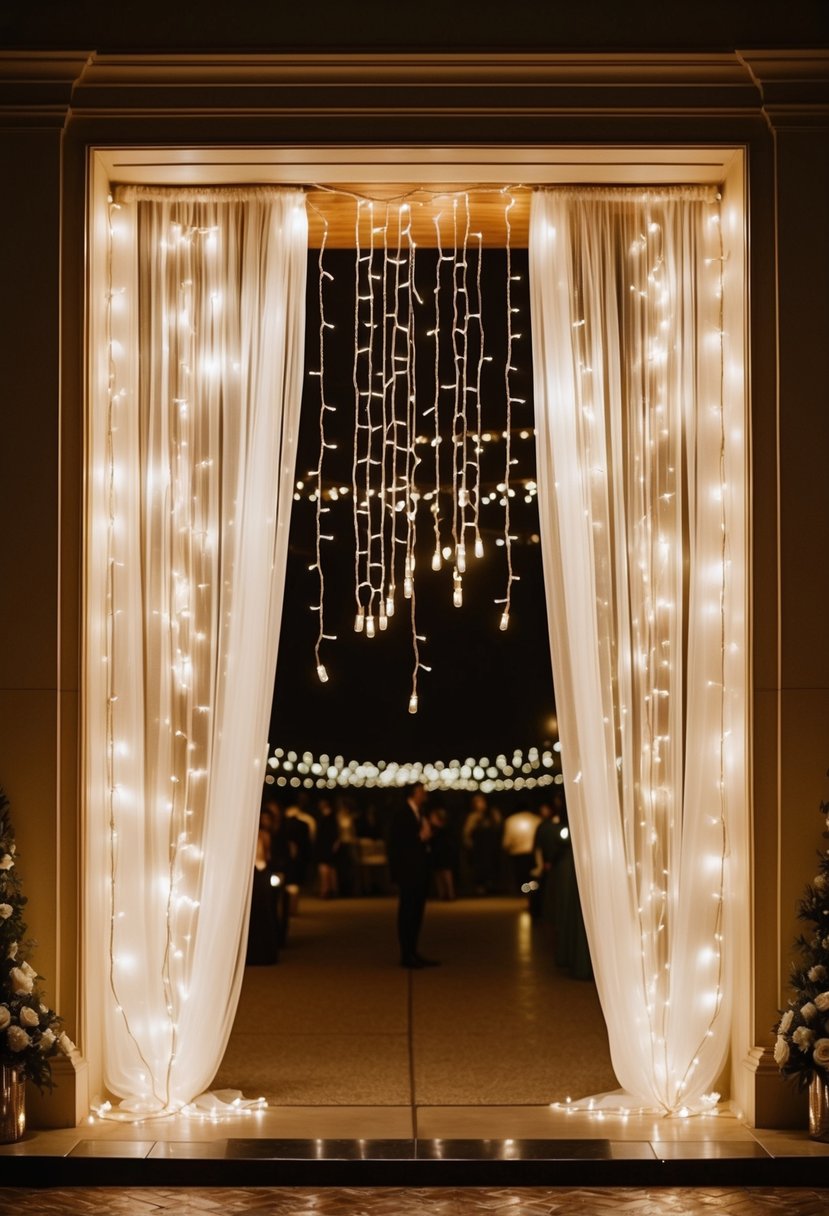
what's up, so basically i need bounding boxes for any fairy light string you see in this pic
[309,186,529,709]
[497,190,518,632]
[351,200,364,634]
[106,196,167,1112]
[312,209,337,682]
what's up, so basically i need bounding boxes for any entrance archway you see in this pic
[83,143,750,1122]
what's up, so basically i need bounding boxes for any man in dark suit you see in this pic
[387,781,440,969]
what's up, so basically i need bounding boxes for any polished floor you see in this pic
[1,895,825,1186]
[213,895,618,1108]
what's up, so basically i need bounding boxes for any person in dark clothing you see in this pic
[246,809,281,965]
[428,803,457,901]
[314,797,341,898]
[387,781,439,969]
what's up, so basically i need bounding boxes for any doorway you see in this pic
[83,147,748,1123]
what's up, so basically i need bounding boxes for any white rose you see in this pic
[794,1026,816,1051]
[779,1009,794,1033]
[0,904,12,919]
[809,965,827,983]
[39,1027,55,1051]
[814,1039,829,1069]
[815,992,829,1013]
[0,854,13,870]
[7,941,17,960]
[20,962,36,979]
[9,966,33,995]
[774,1035,790,1066]
[0,1006,10,1031]
[19,1006,39,1029]
[57,1032,75,1056]
[7,1025,31,1052]
[802,1002,818,1022]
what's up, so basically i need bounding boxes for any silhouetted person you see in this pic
[315,797,341,898]
[428,804,456,901]
[462,793,502,894]
[246,808,280,965]
[388,781,439,968]
[532,800,563,921]
[502,802,542,893]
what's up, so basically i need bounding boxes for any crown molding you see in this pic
[60,51,763,118]
[3,50,826,129]
[0,52,93,128]
[737,49,829,127]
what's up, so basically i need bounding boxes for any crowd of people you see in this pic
[247,784,591,977]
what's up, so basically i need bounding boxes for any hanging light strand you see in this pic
[457,193,472,573]
[498,191,517,631]
[312,212,336,681]
[429,212,444,571]
[377,205,391,632]
[405,206,427,711]
[472,229,486,560]
[352,200,365,633]
[363,203,378,638]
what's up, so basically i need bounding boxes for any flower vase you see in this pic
[0,1065,26,1143]
[809,1073,829,1141]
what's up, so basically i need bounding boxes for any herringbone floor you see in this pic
[1,1187,829,1215]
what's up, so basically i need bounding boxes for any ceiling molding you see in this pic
[63,51,764,118]
[0,52,93,127]
[737,49,829,126]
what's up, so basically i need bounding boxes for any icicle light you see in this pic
[311,186,528,710]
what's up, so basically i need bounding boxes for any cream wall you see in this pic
[0,49,827,1128]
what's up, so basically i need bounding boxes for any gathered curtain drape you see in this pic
[529,188,746,1113]
[84,187,307,1112]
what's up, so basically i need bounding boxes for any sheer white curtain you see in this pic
[530,188,746,1113]
[85,187,307,1113]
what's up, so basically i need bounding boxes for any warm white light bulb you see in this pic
[366,614,375,639]
[408,693,418,715]
[431,550,442,572]
[385,596,395,618]
[456,543,466,574]
[459,488,468,508]
[404,576,413,599]
[354,610,365,633]
[499,611,510,631]
[379,607,388,631]
[475,537,484,559]
[453,582,463,609]
[316,664,329,683]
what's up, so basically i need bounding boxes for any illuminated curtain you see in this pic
[85,187,307,1112]
[529,187,746,1113]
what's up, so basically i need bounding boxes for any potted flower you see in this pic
[0,790,74,1142]
[773,787,829,1139]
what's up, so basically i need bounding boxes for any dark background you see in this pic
[1,0,825,51]
[270,247,556,760]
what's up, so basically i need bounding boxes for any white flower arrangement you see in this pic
[774,789,829,1090]
[0,790,74,1090]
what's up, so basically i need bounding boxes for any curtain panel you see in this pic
[529,187,746,1113]
[84,187,307,1112]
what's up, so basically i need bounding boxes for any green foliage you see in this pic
[0,789,73,1091]
[773,791,829,1089]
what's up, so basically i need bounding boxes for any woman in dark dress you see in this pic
[246,809,280,965]
[314,797,341,898]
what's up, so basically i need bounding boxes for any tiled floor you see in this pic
[213,896,617,1107]
[2,1188,829,1215]
[2,895,823,1184]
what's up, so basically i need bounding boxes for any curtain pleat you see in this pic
[85,188,307,1112]
[529,188,745,1112]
